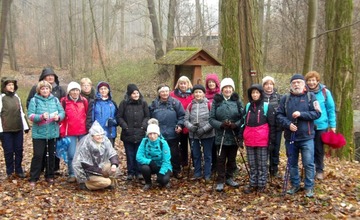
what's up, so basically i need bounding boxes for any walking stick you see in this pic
[231,130,250,178]
[212,129,226,192]
[187,139,194,179]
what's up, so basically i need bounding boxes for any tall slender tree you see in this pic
[302,0,318,74]
[0,0,12,73]
[147,0,164,59]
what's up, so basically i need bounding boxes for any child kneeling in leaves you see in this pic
[136,118,172,190]
[73,121,120,190]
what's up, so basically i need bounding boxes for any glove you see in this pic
[149,160,158,171]
[106,118,117,127]
[102,169,110,178]
[196,128,205,137]
[189,125,198,132]
[220,121,230,129]
[229,123,237,130]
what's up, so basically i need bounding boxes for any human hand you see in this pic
[221,121,230,129]
[110,164,117,173]
[149,160,158,170]
[107,118,117,127]
[289,123,298,132]
[229,123,237,130]
[292,111,301,119]
[102,169,109,178]
[175,125,182,134]
[196,128,205,137]
[53,113,59,121]
[189,125,198,132]
[43,112,49,120]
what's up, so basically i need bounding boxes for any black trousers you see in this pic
[216,144,238,183]
[140,164,171,186]
[167,138,181,174]
[30,138,56,182]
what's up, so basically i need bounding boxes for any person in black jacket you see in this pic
[26,67,66,174]
[117,84,150,181]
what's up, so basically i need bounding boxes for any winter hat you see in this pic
[1,77,18,92]
[290,74,305,83]
[192,84,206,94]
[97,82,110,90]
[247,84,264,101]
[89,121,105,135]
[262,76,275,87]
[127,84,139,96]
[220,78,235,91]
[147,118,160,135]
[67,81,81,94]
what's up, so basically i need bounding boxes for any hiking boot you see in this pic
[225,178,240,188]
[216,183,224,192]
[316,172,324,180]
[143,184,152,191]
[204,177,211,184]
[126,175,133,181]
[79,183,89,190]
[67,176,76,183]
[173,172,183,179]
[305,188,314,198]
[137,174,144,180]
[46,178,54,184]
[29,181,36,188]
[16,173,26,179]
[243,185,257,194]
[165,182,171,189]
[257,186,266,193]
[287,185,300,195]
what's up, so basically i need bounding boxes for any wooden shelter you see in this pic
[155,47,222,87]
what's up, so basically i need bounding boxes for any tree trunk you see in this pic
[166,0,176,53]
[82,0,90,72]
[325,0,354,160]
[6,1,18,71]
[147,0,164,59]
[0,0,11,73]
[262,0,271,70]
[52,0,63,68]
[195,0,205,45]
[220,0,240,92]
[68,0,75,77]
[238,0,262,102]
[302,0,318,74]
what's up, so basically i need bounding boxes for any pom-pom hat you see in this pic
[220,78,235,91]
[147,118,160,135]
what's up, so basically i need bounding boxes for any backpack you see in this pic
[245,102,269,116]
[284,92,312,113]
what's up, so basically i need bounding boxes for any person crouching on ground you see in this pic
[240,84,276,194]
[72,121,120,191]
[136,118,172,191]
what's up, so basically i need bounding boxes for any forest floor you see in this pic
[0,135,359,219]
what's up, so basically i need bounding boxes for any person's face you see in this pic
[291,79,305,94]
[194,89,205,101]
[99,86,109,98]
[92,134,104,143]
[81,83,92,94]
[69,89,80,99]
[178,81,188,92]
[44,75,55,84]
[207,80,216,90]
[306,77,319,90]
[159,88,170,101]
[263,81,274,94]
[251,89,261,101]
[131,90,140,101]
[40,86,51,97]
[148,132,158,141]
[222,85,233,98]
[5,83,14,92]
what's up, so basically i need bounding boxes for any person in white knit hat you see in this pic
[60,81,89,183]
[136,118,172,190]
[262,76,283,179]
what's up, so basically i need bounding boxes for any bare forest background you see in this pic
[0,0,359,160]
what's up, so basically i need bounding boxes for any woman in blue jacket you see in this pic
[305,71,336,180]
[136,118,172,190]
[28,80,65,187]
[86,81,118,147]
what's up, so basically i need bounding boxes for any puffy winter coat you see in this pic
[28,94,65,139]
[170,89,193,134]
[149,96,185,140]
[136,136,172,175]
[117,94,150,143]
[184,97,215,139]
[205,74,220,104]
[209,93,244,146]
[263,89,282,131]
[277,91,321,141]
[60,95,88,137]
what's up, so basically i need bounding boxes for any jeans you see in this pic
[314,129,326,173]
[190,137,213,179]
[2,131,24,175]
[124,141,141,176]
[286,139,315,189]
[67,135,84,176]
[269,130,282,174]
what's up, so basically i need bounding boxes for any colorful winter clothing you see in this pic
[205,73,220,104]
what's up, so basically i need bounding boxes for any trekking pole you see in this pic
[282,131,295,196]
[231,130,250,178]
[187,138,194,179]
[212,129,226,192]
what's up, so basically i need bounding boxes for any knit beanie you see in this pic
[192,84,206,94]
[262,76,275,87]
[67,81,81,93]
[220,78,235,91]
[290,74,305,83]
[147,118,160,135]
[126,84,139,96]
[97,82,110,90]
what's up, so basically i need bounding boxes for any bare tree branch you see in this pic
[311,20,360,39]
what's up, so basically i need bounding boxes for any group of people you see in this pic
[0,67,336,197]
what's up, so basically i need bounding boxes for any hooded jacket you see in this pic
[241,84,276,147]
[117,92,150,143]
[86,82,118,139]
[205,74,220,104]
[26,68,66,109]
[0,78,30,132]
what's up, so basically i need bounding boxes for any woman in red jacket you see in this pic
[170,76,193,170]
[60,81,88,183]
